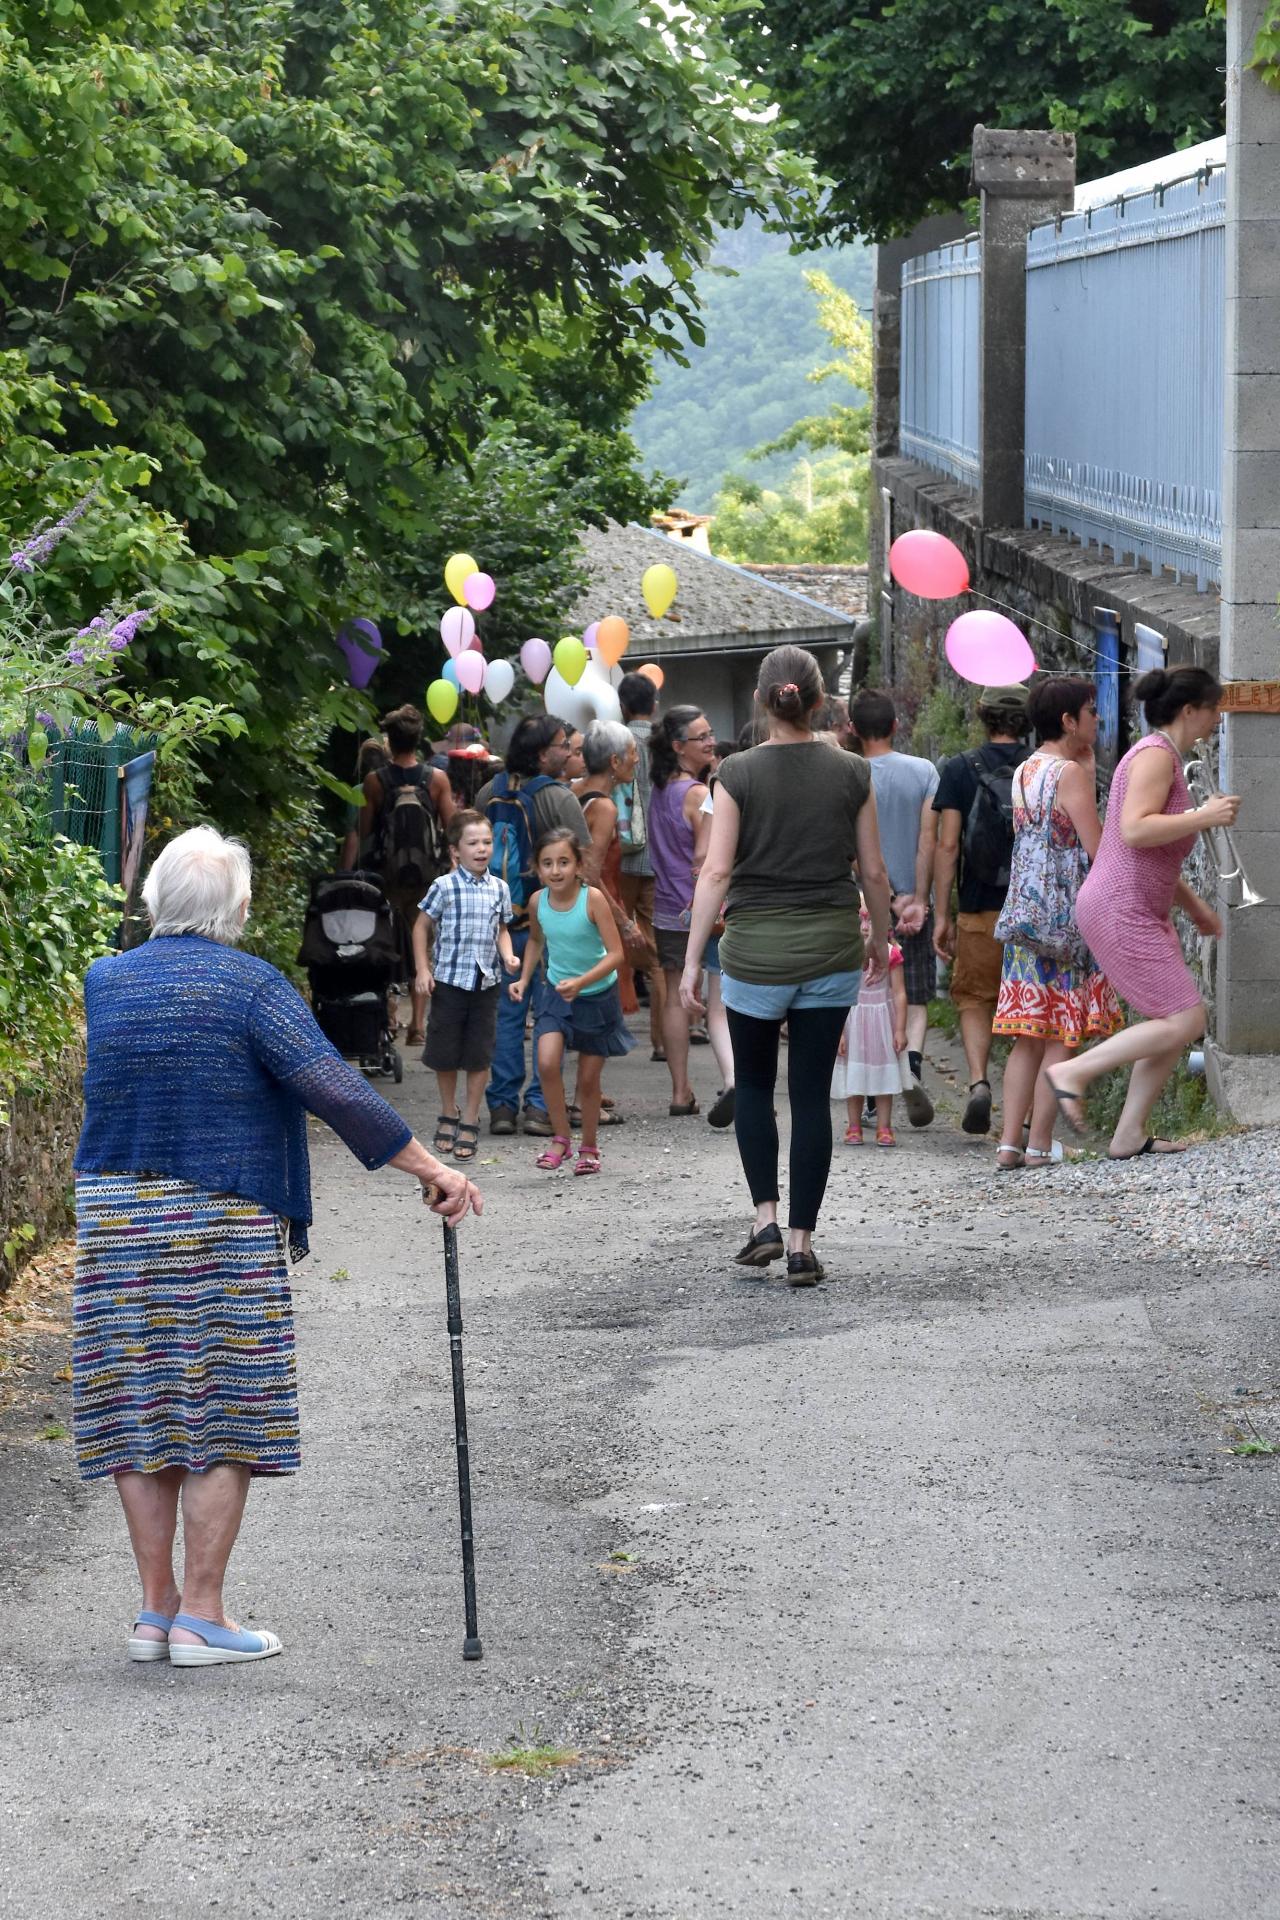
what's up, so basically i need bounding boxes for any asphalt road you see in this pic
[3,1033,1279,1918]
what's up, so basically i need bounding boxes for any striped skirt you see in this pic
[73,1173,301,1482]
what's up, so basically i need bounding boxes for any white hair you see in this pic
[143,826,253,944]
[582,719,635,773]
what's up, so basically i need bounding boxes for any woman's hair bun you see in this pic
[1132,668,1169,702]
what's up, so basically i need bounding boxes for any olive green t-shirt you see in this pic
[714,743,871,984]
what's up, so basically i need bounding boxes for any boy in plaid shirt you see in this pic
[411,810,516,1162]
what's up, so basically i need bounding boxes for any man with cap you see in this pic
[931,685,1030,1134]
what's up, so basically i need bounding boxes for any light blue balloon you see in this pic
[442,659,460,688]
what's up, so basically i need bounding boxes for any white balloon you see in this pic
[608,664,625,689]
[544,665,595,732]
[581,666,623,723]
[483,657,515,705]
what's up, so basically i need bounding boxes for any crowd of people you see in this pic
[68,641,1240,1663]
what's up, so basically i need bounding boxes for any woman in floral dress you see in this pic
[991,678,1123,1170]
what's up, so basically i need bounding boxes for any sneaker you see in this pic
[707,1087,736,1129]
[488,1106,517,1136]
[902,1076,934,1129]
[521,1109,554,1137]
[786,1250,825,1287]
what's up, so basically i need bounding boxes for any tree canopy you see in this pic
[727,0,1226,240]
[0,0,809,822]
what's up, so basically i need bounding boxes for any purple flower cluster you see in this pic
[7,483,99,576]
[65,604,152,667]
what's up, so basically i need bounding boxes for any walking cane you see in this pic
[427,1188,483,1662]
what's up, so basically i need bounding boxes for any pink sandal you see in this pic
[876,1126,896,1148]
[574,1146,602,1176]
[535,1135,572,1170]
[843,1125,863,1146]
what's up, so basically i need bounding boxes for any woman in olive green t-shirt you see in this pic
[680,645,892,1285]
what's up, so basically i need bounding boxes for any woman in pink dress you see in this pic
[1047,666,1239,1159]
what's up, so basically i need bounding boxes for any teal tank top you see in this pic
[539,882,615,996]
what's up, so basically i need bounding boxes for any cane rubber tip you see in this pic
[462,1637,484,1662]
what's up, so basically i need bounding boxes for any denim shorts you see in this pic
[720,968,862,1020]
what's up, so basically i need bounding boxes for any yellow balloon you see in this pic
[642,563,678,620]
[553,636,588,687]
[426,678,459,726]
[444,552,478,606]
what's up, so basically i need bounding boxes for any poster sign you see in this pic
[120,750,156,922]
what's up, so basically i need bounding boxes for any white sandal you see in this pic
[995,1141,1025,1172]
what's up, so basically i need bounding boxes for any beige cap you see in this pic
[977,684,1030,718]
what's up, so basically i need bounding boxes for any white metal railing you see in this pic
[1024,166,1225,590]
[899,236,981,489]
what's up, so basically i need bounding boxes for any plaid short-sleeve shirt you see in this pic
[419,868,513,989]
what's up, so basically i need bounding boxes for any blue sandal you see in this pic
[128,1608,175,1663]
[167,1611,284,1667]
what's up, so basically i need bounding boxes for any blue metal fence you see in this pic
[899,236,981,489]
[1024,166,1225,590]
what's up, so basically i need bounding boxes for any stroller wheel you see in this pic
[392,1047,403,1084]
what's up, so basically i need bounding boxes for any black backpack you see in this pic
[960,750,1017,891]
[377,764,448,895]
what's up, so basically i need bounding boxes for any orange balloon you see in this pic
[595,615,630,669]
[638,661,664,690]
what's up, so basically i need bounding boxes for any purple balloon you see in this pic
[520,637,552,685]
[583,620,600,651]
[337,618,383,690]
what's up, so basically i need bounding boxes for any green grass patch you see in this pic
[488,1739,579,1778]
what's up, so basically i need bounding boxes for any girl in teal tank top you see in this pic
[510,830,634,1173]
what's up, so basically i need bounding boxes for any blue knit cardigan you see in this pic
[74,935,412,1257]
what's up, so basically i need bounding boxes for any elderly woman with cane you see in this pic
[680,644,892,1284]
[73,826,480,1667]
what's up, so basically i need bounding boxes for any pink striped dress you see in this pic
[1073,734,1201,1018]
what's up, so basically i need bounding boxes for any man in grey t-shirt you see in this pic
[851,688,938,1127]
[617,671,664,1058]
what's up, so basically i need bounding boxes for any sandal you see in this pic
[995,1141,1026,1172]
[574,1146,602,1176]
[876,1126,896,1148]
[568,1104,625,1130]
[452,1120,480,1163]
[1044,1070,1087,1136]
[843,1125,863,1146]
[432,1111,460,1152]
[407,1028,426,1047]
[1108,1136,1187,1160]
[669,1097,700,1117]
[535,1135,572,1170]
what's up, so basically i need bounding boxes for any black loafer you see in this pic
[733,1223,784,1267]
[786,1251,825,1287]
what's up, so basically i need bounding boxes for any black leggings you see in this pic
[727,1004,851,1232]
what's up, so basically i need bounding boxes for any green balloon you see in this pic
[553,635,588,687]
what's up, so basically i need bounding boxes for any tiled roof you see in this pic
[567,521,857,659]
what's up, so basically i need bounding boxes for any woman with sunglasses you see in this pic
[990,677,1123,1170]
[648,706,718,1115]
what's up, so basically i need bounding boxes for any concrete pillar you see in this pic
[971,127,1075,528]
[1209,0,1280,1115]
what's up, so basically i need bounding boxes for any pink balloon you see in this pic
[583,621,599,651]
[455,650,486,695]
[520,637,552,684]
[889,529,969,599]
[945,610,1036,687]
[462,571,496,612]
[440,606,475,657]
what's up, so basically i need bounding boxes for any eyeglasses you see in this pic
[683,729,715,744]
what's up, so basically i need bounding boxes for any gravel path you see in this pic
[3,1030,1279,1917]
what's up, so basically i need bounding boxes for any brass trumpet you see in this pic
[1184,745,1264,910]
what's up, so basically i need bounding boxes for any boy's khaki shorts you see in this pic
[951,911,1003,1015]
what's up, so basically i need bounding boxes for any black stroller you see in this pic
[299,872,404,1083]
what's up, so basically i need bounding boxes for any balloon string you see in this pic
[965,587,1116,672]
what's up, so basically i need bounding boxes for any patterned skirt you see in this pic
[992,939,1125,1051]
[72,1173,300,1482]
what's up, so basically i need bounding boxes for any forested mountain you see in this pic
[629,222,873,512]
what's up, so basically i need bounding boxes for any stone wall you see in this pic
[875,456,1220,698]
[1,1042,84,1293]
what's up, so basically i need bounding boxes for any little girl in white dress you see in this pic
[831,911,910,1147]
